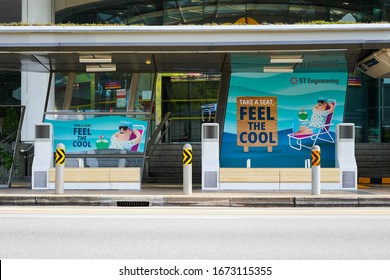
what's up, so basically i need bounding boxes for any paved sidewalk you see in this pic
[1,183,390,207]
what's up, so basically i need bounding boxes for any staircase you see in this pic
[142,143,201,184]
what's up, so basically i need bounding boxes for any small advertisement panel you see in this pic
[221,72,348,168]
[45,116,147,153]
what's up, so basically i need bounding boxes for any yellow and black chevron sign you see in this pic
[183,149,193,165]
[55,148,65,165]
[311,150,320,166]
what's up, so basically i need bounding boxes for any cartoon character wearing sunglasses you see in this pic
[110,123,142,150]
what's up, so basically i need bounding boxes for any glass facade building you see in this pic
[56,0,389,26]
[53,0,390,143]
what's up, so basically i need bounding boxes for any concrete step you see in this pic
[144,143,202,184]
[147,171,201,178]
[148,147,201,153]
[148,166,201,173]
[149,143,201,152]
[147,155,201,162]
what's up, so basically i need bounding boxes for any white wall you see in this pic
[21,0,55,142]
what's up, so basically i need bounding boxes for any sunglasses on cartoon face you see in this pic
[119,126,129,131]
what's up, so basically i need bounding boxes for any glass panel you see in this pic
[344,74,382,143]
[368,107,380,143]
[382,122,390,143]
[181,6,205,23]
[215,3,247,24]
[53,72,154,111]
[53,72,154,113]
[0,71,21,105]
[164,1,183,25]
[0,106,24,185]
[56,0,390,25]
[289,4,328,23]
[204,1,217,22]
[161,73,220,143]
[382,83,390,142]
[47,72,155,168]
[248,4,289,24]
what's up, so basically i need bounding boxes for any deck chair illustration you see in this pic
[288,99,336,151]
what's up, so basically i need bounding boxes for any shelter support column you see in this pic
[21,0,55,142]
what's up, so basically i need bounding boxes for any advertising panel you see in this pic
[221,72,348,168]
[45,116,147,153]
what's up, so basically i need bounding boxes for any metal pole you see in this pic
[55,143,65,194]
[183,143,192,195]
[311,145,321,195]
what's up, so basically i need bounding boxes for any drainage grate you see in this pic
[117,201,150,207]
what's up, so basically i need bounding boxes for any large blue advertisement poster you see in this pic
[221,72,348,168]
[45,116,148,153]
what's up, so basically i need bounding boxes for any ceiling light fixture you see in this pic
[80,54,112,63]
[270,55,303,64]
[263,66,294,73]
[145,59,151,65]
[86,64,116,72]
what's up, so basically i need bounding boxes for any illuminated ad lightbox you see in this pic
[221,72,348,168]
[45,116,147,153]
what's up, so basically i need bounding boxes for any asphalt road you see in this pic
[0,207,389,259]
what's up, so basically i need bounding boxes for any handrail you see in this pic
[146,112,172,154]
[58,153,144,158]
[144,112,172,177]
[1,131,16,144]
[44,111,150,116]
[20,143,34,154]
[20,143,34,177]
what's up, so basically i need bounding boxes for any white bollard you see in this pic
[311,145,321,195]
[246,159,251,168]
[183,143,192,195]
[55,143,65,194]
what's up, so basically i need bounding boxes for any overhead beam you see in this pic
[0,24,389,53]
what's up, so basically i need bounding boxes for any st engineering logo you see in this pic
[290,76,340,85]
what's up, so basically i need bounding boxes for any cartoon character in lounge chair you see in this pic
[109,122,142,150]
[288,97,336,150]
[294,97,334,136]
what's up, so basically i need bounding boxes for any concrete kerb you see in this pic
[165,196,231,207]
[358,196,390,207]
[0,195,101,206]
[36,196,100,206]
[0,195,37,206]
[294,196,360,207]
[230,197,295,207]
[1,194,390,207]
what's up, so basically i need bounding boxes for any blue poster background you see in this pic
[221,72,348,168]
[45,116,148,153]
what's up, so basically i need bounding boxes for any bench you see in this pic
[48,167,141,190]
[219,168,280,189]
[219,168,341,190]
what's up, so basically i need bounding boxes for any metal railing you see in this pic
[20,143,34,177]
[144,112,172,176]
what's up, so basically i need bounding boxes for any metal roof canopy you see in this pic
[0,24,389,73]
